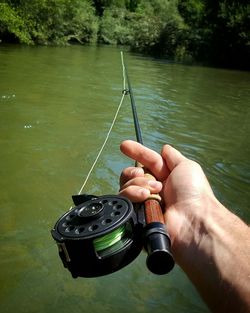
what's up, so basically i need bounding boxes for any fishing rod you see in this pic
[123,58,174,275]
[51,54,174,278]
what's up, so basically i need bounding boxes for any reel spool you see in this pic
[51,194,143,278]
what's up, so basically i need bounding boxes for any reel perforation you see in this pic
[56,196,130,239]
[51,195,144,277]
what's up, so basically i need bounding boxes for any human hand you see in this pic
[119,140,250,312]
[119,140,216,264]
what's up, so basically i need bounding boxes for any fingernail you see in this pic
[148,180,162,189]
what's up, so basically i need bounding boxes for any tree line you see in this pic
[0,0,249,69]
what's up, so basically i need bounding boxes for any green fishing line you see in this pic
[94,225,126,251]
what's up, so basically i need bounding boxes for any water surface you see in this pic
[0,44,249,313]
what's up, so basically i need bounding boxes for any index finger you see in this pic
[120,140,170,181]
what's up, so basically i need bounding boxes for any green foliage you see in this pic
[93,0,139,16]
[0,0,98,45]
[99,7,132,44]
[178,0,250,68]
[215,1,250,67]
[0,0,249,69]
[129,0,187,58]
[0,2,32,44]
[99,0,187,58]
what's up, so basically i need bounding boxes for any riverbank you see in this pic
[0,0,249,70]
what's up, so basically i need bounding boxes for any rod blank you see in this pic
[122,55,175,275]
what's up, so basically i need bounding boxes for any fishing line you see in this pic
[88,52,131,252]
[82,52,131,251]
[64,52,128,252]
[72,52,127,200]
[62,52,129,254]
[93,224,126,251]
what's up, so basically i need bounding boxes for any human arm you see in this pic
[119,140,250,313]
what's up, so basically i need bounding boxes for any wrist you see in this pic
[169,193,220,265]
[171,195,250,312]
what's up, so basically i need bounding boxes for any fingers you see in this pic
[119,177,162,202]
[119,166,144,186]
[122,177,162,193]
[161,144,187,171]
[120,140,170,181]
[119,140,188,203]
[119,186,151,203]
[119,166,162,202]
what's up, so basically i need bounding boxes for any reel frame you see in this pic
[51,194,144,278]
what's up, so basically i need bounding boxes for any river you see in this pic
[0,44,249,313]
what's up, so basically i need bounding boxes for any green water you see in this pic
[0,44,249,313]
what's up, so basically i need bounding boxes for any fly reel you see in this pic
[51,194,144,278]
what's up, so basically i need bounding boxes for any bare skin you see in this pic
[119,140,250,313]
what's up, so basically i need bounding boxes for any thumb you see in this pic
[161,145,187,172]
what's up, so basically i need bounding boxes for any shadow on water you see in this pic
[0,44,249,313]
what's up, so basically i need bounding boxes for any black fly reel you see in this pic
[51,194,144,278]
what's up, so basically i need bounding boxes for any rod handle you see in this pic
[136,163,175,274]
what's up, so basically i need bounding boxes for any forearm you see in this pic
[172,196,250,313]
